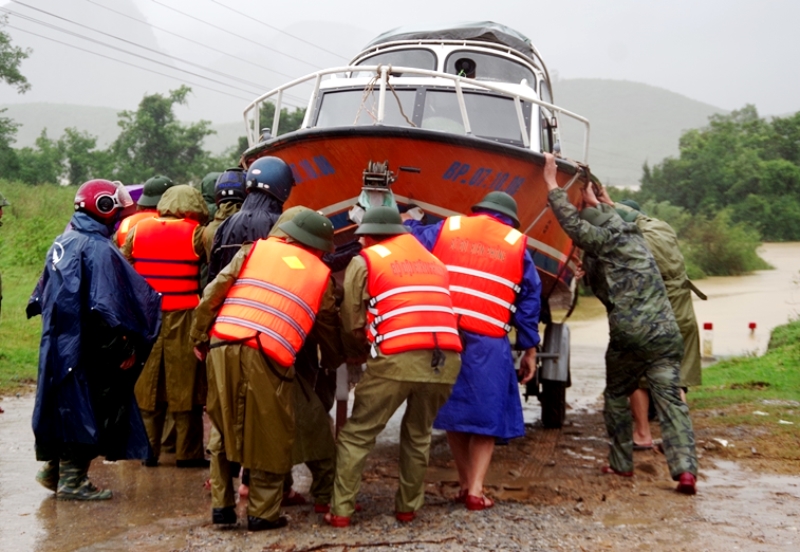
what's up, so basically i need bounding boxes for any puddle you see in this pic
[697,460,800,550]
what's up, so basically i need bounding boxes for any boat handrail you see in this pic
[243,65,590,163]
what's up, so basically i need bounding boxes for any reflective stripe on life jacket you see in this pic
[131,217,201,311]
[361,233,462,356]
[210,238,331,367]
[117,210,156,247]
[432,214,526,337]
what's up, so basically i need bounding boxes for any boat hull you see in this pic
[243,127,587,308]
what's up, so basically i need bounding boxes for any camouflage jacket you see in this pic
[548,189,681,354]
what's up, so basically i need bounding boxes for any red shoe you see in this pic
[453,488,468,503]
[676,473,697,495]
[323,512,351,528]
[314,503,330,514]
[601,465,633,477]
[465,494,495,511]
[281,489,308,507]
[395,510,416,523]
[315,503,362,514]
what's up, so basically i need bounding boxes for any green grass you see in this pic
[686,320,800,462]
[688,319,800,460]
[0,180,75,393]
[0,264,44,390]
[690,325,800,410]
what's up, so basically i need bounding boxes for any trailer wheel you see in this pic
[538,323,570,429]
[540,379,567,429]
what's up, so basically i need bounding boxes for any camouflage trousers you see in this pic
[604,345,698,478]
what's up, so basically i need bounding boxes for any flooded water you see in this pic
[555,242,800,412]
[1,243,798,551]
[692,243,800,357]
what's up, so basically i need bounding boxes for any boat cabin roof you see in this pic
[363,21,535,60]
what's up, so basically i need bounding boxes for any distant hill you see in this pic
[0,102,246,157]
[2,79,726,187]
[555,79,725,187]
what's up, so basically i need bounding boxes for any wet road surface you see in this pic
[2,242,798,550]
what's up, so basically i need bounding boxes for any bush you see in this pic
[768,318,800,351]
[682,209,771,276]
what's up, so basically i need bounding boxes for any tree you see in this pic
[109,86,215,183]
[640,105,800,241]
[232,103,307,163]
[60,128,113,186]
[15,130,64,185]
[258,103,306,138]
[0,18,30,177]
[0,17,30,93]
[0,112,20,176]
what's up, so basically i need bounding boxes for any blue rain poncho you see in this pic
[405,212,541,439]
[27,212,162,461]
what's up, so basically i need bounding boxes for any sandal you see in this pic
[601,465,633,477]
[465,494,495,511]
[281,489,308,506]
[315,503,362,514]
[323,512,351,528]
[453,488,468,503]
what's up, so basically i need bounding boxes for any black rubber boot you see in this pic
[176,458,210,468]
[212,506,237,524]
[247,515,288,531]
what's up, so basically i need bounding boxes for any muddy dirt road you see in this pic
[2,394,799,552]
[1,242,799,551]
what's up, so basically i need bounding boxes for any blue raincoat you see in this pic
[27,212,162,461]
[405,212,541,439]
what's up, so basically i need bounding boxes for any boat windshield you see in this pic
[422,90,531,144]
[354,49,437,75]
[314,87,532,146]
[445,50,535,85]
[315,89,418,128]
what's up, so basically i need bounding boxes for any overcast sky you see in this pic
[1,0,798,122]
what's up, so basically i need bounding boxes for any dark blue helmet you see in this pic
[245,156,295,203]
[214,168,247,205]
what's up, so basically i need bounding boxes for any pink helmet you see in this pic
[74,179,135,224]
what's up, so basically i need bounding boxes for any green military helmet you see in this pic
[197,171,221,218]
[270,205,312,240]
[354,206,409,236]
[471,191,520,228]
[614,203,640,223]
[619,199,643,213]
[278,209,335,253]
[137,175,174,207]
[581,204,616,226]
[0,190,10,207]
[201,172,221,204]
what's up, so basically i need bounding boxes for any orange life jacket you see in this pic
[362,233,462,356]
[117,210,156,248]
[132,217,201,311]
[431,214,526,337]
[210,238,331,367]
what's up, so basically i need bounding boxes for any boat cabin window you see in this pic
[444,51,535,84]
[354,49,437,75]
[313,87,533,147]
[314,89,418,129]
[422,90,532,145]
